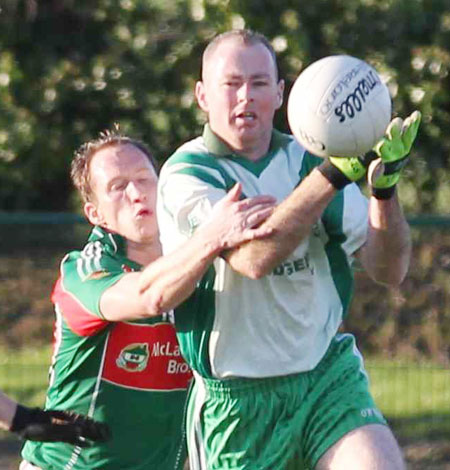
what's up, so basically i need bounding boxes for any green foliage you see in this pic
[0,0,449,211]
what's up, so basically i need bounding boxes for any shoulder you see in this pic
[60,238,121,284]
[162,136,222,171]
[160,136,232,191]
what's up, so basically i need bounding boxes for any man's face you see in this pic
[196,38,284,160]
[84,143,158,244]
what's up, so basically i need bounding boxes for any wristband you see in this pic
[317,160,352,190]
[372,185,397,200]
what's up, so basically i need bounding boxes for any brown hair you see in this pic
[202,29,279,81]
[71,125,158,203]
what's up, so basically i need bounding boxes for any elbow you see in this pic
[246,266,271,280]
[141,292,166,317]
[231,260,272,280]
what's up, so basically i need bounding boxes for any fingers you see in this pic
[386,117,403,141]
[237,195,276,211]
[225,182,242,202]
[245,206,274,228]
[45,409,111,444]
[80,420,111,442]
[244,225,274,241]
[402,110,421,149]
[367,158,385,186]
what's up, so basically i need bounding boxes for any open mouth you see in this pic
[236,111,256,121]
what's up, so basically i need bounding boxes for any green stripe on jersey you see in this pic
[322,192,353,317]
[298,151,324,182]
[174,265,217,377]
[165,151,236,190]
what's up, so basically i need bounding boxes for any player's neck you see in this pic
[229,133,272,162]
[127,238,162,266]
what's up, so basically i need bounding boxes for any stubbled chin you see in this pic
[234,117,257,128]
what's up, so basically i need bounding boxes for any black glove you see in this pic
[10,405,111,447]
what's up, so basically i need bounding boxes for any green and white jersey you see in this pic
[22,226,192,470]
[158,125,368,380]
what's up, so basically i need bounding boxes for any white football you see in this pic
[287,55,392,158]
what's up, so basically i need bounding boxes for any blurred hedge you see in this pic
[0,0,449,214]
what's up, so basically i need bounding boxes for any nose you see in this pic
[237,82,253,102]
[127,181,146,202]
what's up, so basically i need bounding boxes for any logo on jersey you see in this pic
[102,322,192,391]
[116,343,150,372]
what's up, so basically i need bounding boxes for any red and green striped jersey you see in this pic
[22,226,192,470]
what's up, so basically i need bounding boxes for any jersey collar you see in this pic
[202,123,287,159]
[88,226,128,257]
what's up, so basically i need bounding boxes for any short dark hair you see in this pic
[202,29,279,81]
[71,125,158,203]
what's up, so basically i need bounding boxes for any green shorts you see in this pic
[187,333,387,470]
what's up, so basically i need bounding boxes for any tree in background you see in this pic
[0,0,449,213]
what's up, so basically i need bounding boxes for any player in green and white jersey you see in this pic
[155,30,421,470]
[21,128,275,470]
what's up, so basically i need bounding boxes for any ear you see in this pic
[276,79,285,110]
[84,201,106,227]
[195,81,209,113]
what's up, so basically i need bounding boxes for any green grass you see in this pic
[366,358,450,442]
[0,346,52,406]
[366,358,450,416]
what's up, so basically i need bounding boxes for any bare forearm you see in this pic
[0,391,18,431]
[101,185,275,321]
[360,194,411,285]
[138,231,221,314]
[226,169,337,278]
[100,233,221,321]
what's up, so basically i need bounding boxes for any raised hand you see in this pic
[207,183,276,249]
[368,110,421,199]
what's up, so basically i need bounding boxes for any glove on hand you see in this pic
[368,110,421,199]
[318,153,375,190]
[10,405,111,447]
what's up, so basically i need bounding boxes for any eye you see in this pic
[138,177,151,184]
[111,181,126,191]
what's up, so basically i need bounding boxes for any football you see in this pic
[287,54,392,158]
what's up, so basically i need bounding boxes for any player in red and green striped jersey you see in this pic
[21,128,275,470]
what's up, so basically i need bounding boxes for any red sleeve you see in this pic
[51,278,109,337]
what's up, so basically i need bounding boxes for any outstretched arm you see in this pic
[1,390,110,446]
[223,168,337,279]
[355,112,420,285]
[99,184,275,320]
[225,111,421,280]
[357,194,411,285]
[0,390,16,432]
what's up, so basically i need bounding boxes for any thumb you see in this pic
[367,158,385,186]
[226,183,242,202]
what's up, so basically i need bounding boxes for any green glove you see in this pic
[368,110,421,199]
